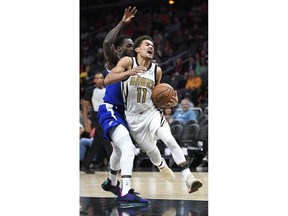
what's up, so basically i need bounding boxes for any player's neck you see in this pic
[136,56,150,68]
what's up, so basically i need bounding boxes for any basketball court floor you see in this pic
[80,170,208,215]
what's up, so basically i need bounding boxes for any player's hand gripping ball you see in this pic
[152,83,176,107]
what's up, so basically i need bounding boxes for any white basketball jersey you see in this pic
[121,57,157,114]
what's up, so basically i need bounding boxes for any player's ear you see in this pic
[135,47,140,53]
[116,46,121,52]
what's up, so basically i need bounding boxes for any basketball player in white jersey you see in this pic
[105,35,203,193]
[98,7,150,205]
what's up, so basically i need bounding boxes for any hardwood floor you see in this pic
[80,171,208,215]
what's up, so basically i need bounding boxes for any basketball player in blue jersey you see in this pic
[97,7,150,205]
[105,35,203,194]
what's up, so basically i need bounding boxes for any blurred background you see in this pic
[79,0,208,172]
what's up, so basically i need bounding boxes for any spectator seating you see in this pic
[191,107,203,118]
[199,118,208,130]
[179,123,205,168]
[169,120,183,127]
[183,119,198,127]
[196,124,208,171]
[179,123,199,148]
[170,124,184,142]
[204,107,208,115]
[197,113,208,124]
[198,124,208,153]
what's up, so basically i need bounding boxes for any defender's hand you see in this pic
[122,6,137,24]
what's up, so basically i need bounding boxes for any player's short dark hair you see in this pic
[133,35,153,56]
[114,35,131,48]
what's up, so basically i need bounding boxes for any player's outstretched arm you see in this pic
[103,6,137,67]
[104,57,146,85]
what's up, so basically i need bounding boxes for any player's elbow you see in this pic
[103,40,112,49]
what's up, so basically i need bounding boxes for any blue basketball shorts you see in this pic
[98,103,129,141]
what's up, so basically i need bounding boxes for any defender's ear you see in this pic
[116,46,121,52]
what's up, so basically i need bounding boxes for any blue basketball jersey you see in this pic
[103,68,123,106]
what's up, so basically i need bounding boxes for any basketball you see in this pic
[152,83,175,107]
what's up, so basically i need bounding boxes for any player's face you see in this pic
[139,40,154,60]
[120,39,134,57]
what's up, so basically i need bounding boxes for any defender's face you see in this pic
[120,38,134,57]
